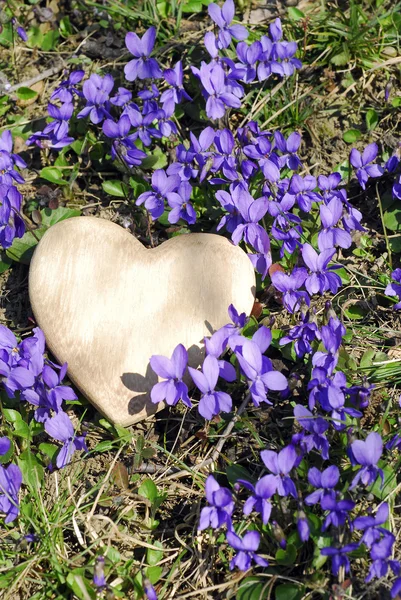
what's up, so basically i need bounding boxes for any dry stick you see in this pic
[210,392,251,464]
[8,62,65,93]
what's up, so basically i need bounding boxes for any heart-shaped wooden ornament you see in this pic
[29,217,256,426]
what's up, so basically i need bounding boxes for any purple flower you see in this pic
[353,503,389,548]
[124,27,162,81]
[167,145,198,181]
[297,511,310,542]
[0,184,25,248]
[191,62,241,120]
[0,437,11,456]
[321,543,359,576]
[288,174,320,212]
[237,474,277,524]
[293,405,330,459]
[235,330,288,406]
[150,344,191,407]
[77,74,114,124]
[392,578,401,598]
[280,311,320,358]
[199,474,234,530]
[231,41,262,83]
[350,432,384,490]
[318,196,352,251]
[321,495,355,531]
[271,267,309,313]
[51,70,84,103]
[0,352,35,398]
[274,131,302,170]
[93,556,106,589]
[317,172,342,203]
[305,465,339,505]
[102,115,146,166]
[385,268,401,310]
[44,411,88,469]
[302,244,342,295]
[226,530,268,570]
[167,181,196,225]
[136,169,181,220]
[125,107,162,147]
[365,534,399,583]
[260,445,298,498]
[350,143,384,190]
[144,581,158,600]
[273,41,302,76]
[0,130,26,171]
[204,327,236,382]
[188,355,232,419]
[208,0,248,49]
[0,463,22,523]
[161,61,192,111]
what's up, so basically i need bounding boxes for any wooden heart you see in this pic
[28,217,255,426]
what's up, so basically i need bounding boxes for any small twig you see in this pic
[210,392,251,464]
[8,62,65,93]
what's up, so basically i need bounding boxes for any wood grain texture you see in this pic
[29,217,256,426]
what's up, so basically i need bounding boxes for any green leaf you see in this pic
[336,267,350,285]
[369,465,397,500]
[93,440,116,452]
[147,541,164,566]
[182,0,203,11]
[3,408,23,424]
[16,87,38,101]
[40,166,68,186]
[344,304,368,320]
[102,180,127,198]
[41,30,59,51]
[275,543,297,566]
[146,565,162,584]
[366,108,378,131]
[384,205,401,232]
[141,147,168,170]
[17,449,44,491]
[40,206,81,227]
[138,478,158,503]
[288,7,305,19]
[389,236,401,253]
[237,577,270,600]
[59,16,73,37]
[343,128,362,143]
[360,348,376,368]
[226,464,253,486]
[6,207,80,264]
[39,442,59,462]
[331,52,349,66]
[275,583,305,600]
[66,570,96,600]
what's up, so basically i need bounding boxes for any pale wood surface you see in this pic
[29,217,256,426]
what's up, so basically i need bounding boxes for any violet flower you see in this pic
[191,62,241,120]
[199,474,234,530]
[280,311,320,358]
[274,131,301,170]
[136,169,181,220]
[44,411,88,469]
[273,41,302,76]
[208,0,248,49]
[260,445,298,497]
[293,405,330,459]
[226,530,268,570]
[161,61,192,111]
[204,327,236,382]
[77,74,114,124]
[365,534,399,583]
[321,495,355,531]
[302,244,342,295]
[0,463,22,523]
[271,267,309,313]
[231,41,262,83]
[0,437,10,456]
[321,543,359,576]
[238,474,277,524]
[297,511,310,542]
[167,181,196,225]
[288,174,320,212]
[51,70,84,103]
[385,268,401,309]
[350,143,384,190]
[103,115,146,166]
[318,196,352,251]
[353,502,389,548]
[188,355,232,420]
[0,184,25,248]
[150,343,191,407]
[305,465,339,505]
[235,334,288,407]
[349,432,384,490]
[124,27,162,81]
